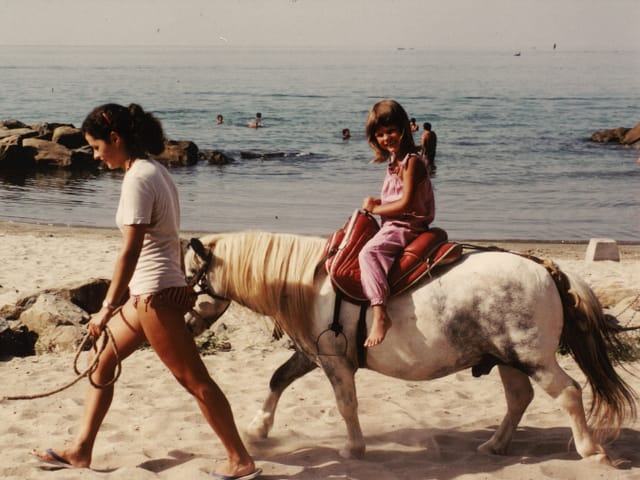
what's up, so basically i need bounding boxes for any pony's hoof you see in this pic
[611,457,632,469]
[246,411,272,440]
[586,452,615,467]
[339,445,365,459]
[477,440,506,456]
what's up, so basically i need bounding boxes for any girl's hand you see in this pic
[87,308,114,337]
[362,196,380,213]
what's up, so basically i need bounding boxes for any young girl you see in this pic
[359,100,435,347]
[32,103,260,479]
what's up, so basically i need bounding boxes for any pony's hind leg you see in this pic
[533,361,609,463]
[247,349,317,440]
[478,365,534,455]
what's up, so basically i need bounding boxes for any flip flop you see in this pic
[32,448,73,469]
[210,467,262,480]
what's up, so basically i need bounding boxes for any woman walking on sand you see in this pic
[31,103,261,480]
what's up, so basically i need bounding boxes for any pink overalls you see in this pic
[359,153,435,306]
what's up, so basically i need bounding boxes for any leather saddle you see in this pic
[324,209,463,303]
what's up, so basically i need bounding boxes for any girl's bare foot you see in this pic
[364,309,391,347]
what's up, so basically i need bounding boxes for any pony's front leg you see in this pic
[247,349,317,440]
[320,357,365,459]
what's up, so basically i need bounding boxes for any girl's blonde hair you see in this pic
[365,99,418,163]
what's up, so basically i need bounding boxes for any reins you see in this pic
[2,316,122,402]
[3,239,226,403]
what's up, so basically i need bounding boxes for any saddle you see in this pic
[324,210,463,303]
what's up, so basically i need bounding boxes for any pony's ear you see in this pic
[189,238,210,260]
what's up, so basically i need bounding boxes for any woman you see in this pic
[32,103,260,480]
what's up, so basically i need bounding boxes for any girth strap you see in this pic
[330,291,368,368]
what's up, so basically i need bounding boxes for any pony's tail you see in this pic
[546,261,638,435]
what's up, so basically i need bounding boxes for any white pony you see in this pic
[184,231,637,465]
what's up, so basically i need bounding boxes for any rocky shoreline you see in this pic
[0,119,234,171]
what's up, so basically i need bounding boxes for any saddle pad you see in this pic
[325,210,380,302]
[324,210,463,303]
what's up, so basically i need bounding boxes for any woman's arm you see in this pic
[88,224,148,336]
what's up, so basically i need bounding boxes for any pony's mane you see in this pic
[201,231,326,336]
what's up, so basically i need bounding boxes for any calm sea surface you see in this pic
[1,46,639,240]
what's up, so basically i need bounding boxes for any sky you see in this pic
[1,0,638,51]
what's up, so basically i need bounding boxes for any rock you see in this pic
[155,140,199,167]
[70,145,99,169]
[585,238,620,262]
[52,125,86,149]
[590,122,640,148]
[38,324,86,354]
[30,122,74,141]
[22,138,73,168]
[622,122,640,145]
[43,278,111,314]
[19,293,89,332]
[240,151,290,160]
[19,293,90,354]
[0,127,39,140]
[0,135,35,168]
[590,127,629,143]
[0,120,28,130]
[0,318,37,358]
[200,149,234,165]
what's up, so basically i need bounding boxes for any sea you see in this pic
[1,46,639,241]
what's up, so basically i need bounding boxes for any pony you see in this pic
[184,231,637,465]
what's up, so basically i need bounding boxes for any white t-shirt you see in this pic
[116,158,186,295]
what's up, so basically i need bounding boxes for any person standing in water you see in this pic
[421,121,437,174]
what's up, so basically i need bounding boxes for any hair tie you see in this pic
[101,111,112,126]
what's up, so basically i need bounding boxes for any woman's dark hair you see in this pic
[82,103,165,158]
[365,99,418,163]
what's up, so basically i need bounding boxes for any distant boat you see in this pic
[513,51,521,56]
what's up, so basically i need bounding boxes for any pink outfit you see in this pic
[359,153,435,306]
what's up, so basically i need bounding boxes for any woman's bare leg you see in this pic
[138,302,256,477]
[32,301,146,467]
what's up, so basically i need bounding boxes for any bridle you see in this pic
[187,238,229,302]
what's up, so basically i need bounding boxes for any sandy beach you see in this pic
[1,221,639,480]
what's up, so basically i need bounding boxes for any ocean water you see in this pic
[1,46,639,241]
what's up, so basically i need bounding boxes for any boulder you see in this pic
[200,149,234,165]
[155,140,199,167]
[0,120,28,130]
[30,122,75,141]
[590,122,640,147]
[590,127,629,143]
[43,278,111,314]
[70,145,99,169]
[19,293,89,332]
[18,293,90,354]
[52,125,86,149]
[0,318,37,358]
[622,122,640,145]
[0,135,35,168]
[22,138,73,168]
[0,127,39,141]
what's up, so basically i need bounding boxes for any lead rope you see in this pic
[2,311,122,401]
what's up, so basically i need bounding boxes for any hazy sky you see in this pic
[2,0,638,50]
